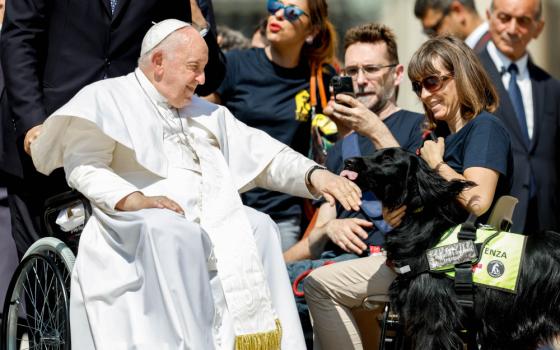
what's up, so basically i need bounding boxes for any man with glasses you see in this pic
[285,23,423,263]
[282,23,423,348]
[478,0,559,234]
[414,0,490,52]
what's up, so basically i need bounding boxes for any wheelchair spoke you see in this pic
[11,256,68,350]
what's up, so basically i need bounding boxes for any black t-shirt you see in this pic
[216,48,334,220]
[324,109,424,251]
[441,111,513,223]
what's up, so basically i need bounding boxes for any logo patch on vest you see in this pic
[487,260,505,278]
[426,240,477,270]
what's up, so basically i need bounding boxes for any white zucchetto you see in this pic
[140,19,192,56]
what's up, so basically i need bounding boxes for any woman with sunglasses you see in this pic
[304,36,513,350]
[407,35,512,222]
[209,0,338,251]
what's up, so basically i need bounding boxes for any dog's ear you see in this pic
[414,157,472,205]
[372,152,413,209]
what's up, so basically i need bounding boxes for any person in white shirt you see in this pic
[30,19,362,350]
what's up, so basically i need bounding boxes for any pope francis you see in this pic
[30,19,362,350]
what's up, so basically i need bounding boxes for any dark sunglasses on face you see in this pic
[412,74,453,96]
[423,8,450,37]
[267,0,309,22]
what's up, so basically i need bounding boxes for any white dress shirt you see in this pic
[465,21,489,49]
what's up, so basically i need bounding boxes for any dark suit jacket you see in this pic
[478,47,560,232]
[0,0,225,178]
[472,30,491,53]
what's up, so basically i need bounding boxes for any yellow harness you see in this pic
[429,225,527,293]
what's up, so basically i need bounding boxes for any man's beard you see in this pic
[358,88,394,114]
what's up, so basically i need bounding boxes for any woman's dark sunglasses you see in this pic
[412,74,452,96]
[267,0,309,22]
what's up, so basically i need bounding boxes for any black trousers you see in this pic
[7,148,69,258]
[0,177,19,317]
[524,196,540,235]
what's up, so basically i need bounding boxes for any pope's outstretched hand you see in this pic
[309,169,362,212]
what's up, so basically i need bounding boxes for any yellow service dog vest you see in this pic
[428,225,527,293]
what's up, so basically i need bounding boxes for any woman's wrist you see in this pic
[434,160,446,172]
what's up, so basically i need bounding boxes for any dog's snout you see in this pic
[344,157,364,172]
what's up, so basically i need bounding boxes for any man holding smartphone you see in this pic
[297,22,429,349]
[284,23,424,262]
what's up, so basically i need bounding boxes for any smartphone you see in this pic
[331,75,355,99]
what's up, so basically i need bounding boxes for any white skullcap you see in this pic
[140,19,191,56]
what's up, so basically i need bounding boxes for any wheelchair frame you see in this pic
[1,190,90,350]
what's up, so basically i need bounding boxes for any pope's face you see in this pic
[159,29,208,108]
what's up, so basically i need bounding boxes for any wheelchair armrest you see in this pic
[43,190,92,237]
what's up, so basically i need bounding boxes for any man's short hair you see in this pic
[343,23,399,63]
[414,0,478,19]
[490,0,542,20]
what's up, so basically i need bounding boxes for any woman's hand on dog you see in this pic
[309,169,362,211]
[323,218,372,254]
[382,205,406,228]
[419,137,445,168]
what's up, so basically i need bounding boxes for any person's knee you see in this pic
[304,267,331,302]
[139,209,202,242]
[244,206,281,243]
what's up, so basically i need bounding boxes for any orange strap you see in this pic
[301,208,319,239]
[310,62,328,110]
[304,62,329,223]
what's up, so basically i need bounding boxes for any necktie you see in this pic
[110,0,118,14]
[507,63,530,146]
[508,64,536,197]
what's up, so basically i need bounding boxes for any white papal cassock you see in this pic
[31,68,316,349]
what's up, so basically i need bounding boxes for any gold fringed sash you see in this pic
[234,319,282,350]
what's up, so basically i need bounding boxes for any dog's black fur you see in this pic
[346,148,560,350]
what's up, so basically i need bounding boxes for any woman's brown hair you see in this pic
[408,35,498,129]
[301,0,338,68]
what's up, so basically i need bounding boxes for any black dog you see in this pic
[346,147,560,350]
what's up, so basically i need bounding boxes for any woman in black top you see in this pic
[388,35,513,226]
[303,36,513,350]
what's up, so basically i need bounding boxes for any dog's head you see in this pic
[345,148,472,215]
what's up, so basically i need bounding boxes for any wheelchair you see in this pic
[2,190,91,350]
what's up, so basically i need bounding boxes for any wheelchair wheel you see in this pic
[2,253,70,350]
[24,237,75,273]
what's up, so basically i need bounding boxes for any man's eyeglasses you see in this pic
[423,8,450,37]
[344,64,397,78]
[267,0,309,22]
[412,74,453,96]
